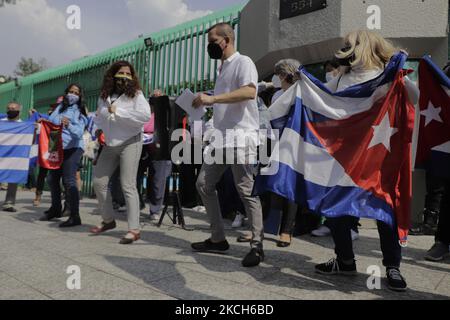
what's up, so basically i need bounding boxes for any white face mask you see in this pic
[271,75,282,88]
[325,72,336,83]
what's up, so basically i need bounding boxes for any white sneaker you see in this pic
[149,213,161,221]
[193,206,206,213]
[351,230,360,241]
[311,225,331,237]
[118,206,127,213]
[232,213,244,228]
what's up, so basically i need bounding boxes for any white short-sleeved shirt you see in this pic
[212,52,260,150]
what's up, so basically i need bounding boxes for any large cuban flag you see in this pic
[254,52,415,244]
[416,56,450,178]
[0,120,36,183]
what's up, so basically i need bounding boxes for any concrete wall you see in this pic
[240,0,449,224]
[240,0,449,79]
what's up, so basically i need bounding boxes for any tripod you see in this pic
[157,167,194,231]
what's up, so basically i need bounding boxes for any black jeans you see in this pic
[270,194,297,235]
[425,173,446,213]
[436,179,450,245]
[47,148,83,217]
[327,216,401,268]
[36,167,49,195]
[217,168,246,218]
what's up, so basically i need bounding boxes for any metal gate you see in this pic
[0,4,244,196]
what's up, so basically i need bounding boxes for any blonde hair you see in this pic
[274,59,301,84]
[335,30,400,70]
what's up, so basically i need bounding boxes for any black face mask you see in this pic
[338,55,355,67]
[7,110,20,119]
[208,42,224,60]
[115,78,131,93]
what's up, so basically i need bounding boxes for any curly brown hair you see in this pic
[100,61,141,100]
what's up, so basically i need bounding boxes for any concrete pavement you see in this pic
[0,190,449,300]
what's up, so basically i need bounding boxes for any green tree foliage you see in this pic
[13,57,48,77]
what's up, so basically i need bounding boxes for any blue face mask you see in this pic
[66,93,80,106]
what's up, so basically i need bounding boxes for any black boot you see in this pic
[40,208,62,221]
[59,216,82,228]
[242,245,265,268]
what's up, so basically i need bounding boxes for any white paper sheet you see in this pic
[175,89,206,121]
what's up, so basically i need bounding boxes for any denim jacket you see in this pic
[49,104,87,150]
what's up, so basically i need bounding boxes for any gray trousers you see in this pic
[93,134,143,230]
[196,161,264,247]
[3,184,18,208]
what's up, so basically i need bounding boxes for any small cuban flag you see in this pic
[0,121,36,184]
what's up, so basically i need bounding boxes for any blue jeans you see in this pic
[47,148,84,217]
[327,216,402,268]
[148,160,172,215]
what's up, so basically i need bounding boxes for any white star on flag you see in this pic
[420,101,443,127]
[368,113,398,152]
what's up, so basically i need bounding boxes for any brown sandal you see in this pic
[119,230,141,245]
[90,220,117,234]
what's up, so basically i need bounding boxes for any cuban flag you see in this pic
[0,121,36,183]
[416,56,450,178]
[254,52,415,244]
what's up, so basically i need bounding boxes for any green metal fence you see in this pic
[0,4,244,114]
[0,4,244,196]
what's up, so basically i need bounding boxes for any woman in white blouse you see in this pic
[91,61,151,244]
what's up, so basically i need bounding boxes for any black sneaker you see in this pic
[409,225,425,236]
[386,268,407,292]
[40,208,62,221]
[242,248,265,268]
[315,258,357,276]
[191,239,230,254]
[3,206,17,213]
[410,224,436,236]
[59,216,82,228]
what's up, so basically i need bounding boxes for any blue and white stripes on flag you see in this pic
[86,113,98,140]
[0,121,35,183]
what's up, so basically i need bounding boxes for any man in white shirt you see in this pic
[192,22,264,268]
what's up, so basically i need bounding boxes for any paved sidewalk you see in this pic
[0,190,449,300]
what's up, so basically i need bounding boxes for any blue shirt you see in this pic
[28,112,49,122]
[49,104,87,150]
